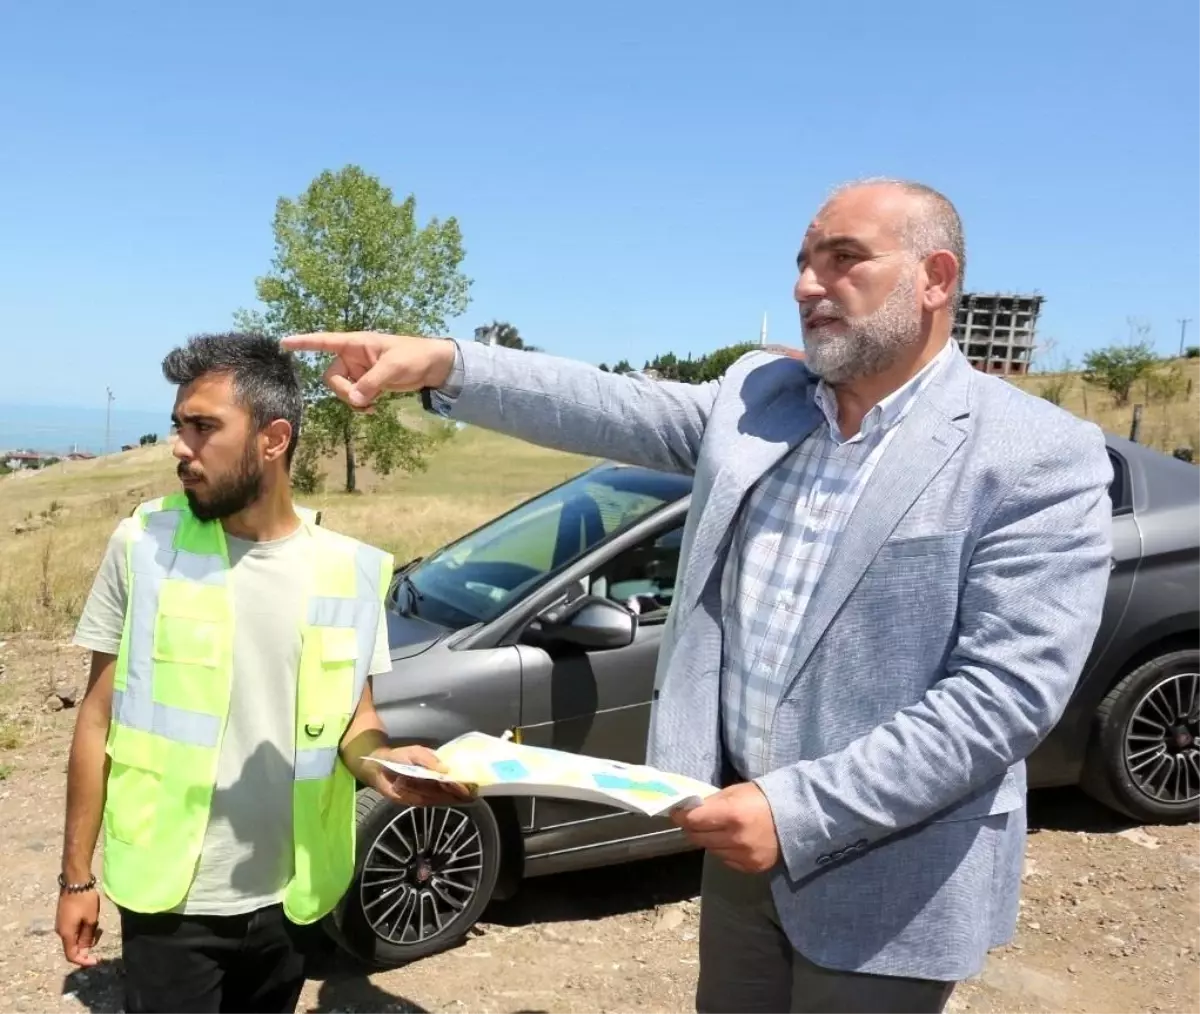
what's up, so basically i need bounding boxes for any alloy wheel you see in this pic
[1123,669,1200,805]
[360,805,485,946]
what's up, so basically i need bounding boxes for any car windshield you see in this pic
[396,465,690,629]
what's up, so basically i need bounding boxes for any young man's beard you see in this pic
[181,442,264,522]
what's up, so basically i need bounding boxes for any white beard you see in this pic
[802,269,923,384]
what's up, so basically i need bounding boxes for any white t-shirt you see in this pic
[74,518,391,916]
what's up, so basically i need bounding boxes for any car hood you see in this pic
[385,607,452,661]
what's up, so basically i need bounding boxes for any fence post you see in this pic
[1129,404,1144,443]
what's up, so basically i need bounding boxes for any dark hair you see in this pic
[162,332,304,466]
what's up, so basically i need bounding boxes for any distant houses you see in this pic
[2,449,95,470]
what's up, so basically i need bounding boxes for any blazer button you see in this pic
[816,855,831,866]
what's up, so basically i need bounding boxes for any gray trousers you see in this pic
[695,853,956,1014]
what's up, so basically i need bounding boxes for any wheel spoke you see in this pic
[1144,691,1176,728]
[430,878,469,911]
[362,869,409,889]
[1129,712,1167,735]
[1186,753,1200,801]
[1127,744,1166,771]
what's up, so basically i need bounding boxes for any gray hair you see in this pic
[826,177,966,314]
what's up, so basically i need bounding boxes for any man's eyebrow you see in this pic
[171,411,220,426]
[797,235,872,267]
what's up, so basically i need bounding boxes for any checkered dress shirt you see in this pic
[720,340,955,779]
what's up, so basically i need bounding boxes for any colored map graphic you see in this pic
[592,772,679,798]
[406,731,719,817]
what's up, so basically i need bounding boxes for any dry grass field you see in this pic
[0,412,595,637]
[1010,356,1200,454]
[1,358,1195,639]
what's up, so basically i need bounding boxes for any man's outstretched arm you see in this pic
[281,332,720,475]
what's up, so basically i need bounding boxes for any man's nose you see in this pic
[794,264,824,304]
[171,435,193,462]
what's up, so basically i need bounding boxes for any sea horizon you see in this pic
[0,402,172,456]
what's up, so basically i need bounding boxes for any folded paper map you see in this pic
[365,731,718,817]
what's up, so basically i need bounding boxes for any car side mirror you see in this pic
[536,595,636,650]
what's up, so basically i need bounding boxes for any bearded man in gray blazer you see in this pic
[283,179,1113,1013]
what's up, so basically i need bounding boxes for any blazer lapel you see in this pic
[680,366,823,615]
[780,351,975,692]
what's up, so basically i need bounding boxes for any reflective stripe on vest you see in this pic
[115,507,226,749]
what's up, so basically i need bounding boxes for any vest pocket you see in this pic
[296,626,358,752]
[152,612,222,667]
[316,626,357,706]
[151,582,227,667]
[104,728,166,845]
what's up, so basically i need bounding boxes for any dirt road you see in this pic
[1,636,1196,1014]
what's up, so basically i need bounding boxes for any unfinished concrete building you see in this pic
[953,292,1043,376]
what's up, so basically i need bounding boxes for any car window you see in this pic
[591,524,684,625]
[1107,448,1129,513]
[402,467,689,629]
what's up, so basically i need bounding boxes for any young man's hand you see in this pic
[365,744,475,808]
[56,886,102,967]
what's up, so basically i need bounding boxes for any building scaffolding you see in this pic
[952,292,1043,376]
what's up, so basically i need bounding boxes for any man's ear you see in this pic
[921,250,959,313]
[262,419,293,464]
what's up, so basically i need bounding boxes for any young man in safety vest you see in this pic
[55,332,468,1013]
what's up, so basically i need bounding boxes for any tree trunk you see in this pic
[343,421,357,493]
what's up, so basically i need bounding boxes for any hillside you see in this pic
[1009,357,1199,454]
[1,358,1195,638]
[0,422,595,636]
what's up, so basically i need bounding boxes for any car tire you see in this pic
[1082,648,1200,825]
[326,789,503,968]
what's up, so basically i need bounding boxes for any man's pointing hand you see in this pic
[280,332,456,410]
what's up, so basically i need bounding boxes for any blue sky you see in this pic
[1,0,1196,415]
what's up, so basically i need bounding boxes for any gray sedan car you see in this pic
[327,433,1199,967]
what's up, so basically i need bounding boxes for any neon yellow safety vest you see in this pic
[102,492,393,924]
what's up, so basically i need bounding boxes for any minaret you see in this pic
[759,312,768,345]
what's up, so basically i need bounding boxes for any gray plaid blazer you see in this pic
[436,339,1113,981]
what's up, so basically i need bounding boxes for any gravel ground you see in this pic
[1,636,1197,1014]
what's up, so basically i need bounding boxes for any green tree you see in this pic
[139,433,158,446]
[697,342,760,382]
[235,165,471,492]
[1082,341,1159,407]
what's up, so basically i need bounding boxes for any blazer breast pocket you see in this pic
[876,530,969,561]
[853,532,968,630]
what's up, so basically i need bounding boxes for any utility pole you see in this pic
[104,387,114,455]
[759,312,768,346]
[1179,318,1192,358]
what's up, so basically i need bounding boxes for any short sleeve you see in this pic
[368,600,391,677]
[72,518,137,656]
